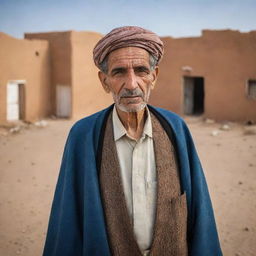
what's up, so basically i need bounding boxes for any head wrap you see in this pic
[93,26,164,69]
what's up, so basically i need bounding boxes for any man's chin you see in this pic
[115,102,147,113]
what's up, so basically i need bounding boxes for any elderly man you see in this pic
[43,26,222,256]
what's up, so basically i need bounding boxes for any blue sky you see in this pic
[0,0,255,38]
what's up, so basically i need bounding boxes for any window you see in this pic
[247,80,256,99]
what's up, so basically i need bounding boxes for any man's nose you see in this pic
[124,70,138,90]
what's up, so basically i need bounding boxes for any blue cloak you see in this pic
[43,105,222,256]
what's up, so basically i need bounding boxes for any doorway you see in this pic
[6,81,25,121]
[56,85,71,118]
[183,76,204,115]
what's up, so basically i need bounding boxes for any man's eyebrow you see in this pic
[110,67,126,74]
[134,65,150,71]
[110,65,150,74]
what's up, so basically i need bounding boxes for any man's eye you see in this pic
[135,67,149,74]
[112,69,125,75]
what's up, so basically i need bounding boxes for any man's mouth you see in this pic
[121,96,141,98]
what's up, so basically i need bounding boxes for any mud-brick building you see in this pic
[0,32,51,124]
[0,31,112,125]
[25,31,112,120]
[151,30,256,122]
[0,29,256,124]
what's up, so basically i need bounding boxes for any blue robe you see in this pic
[43,105,222,256]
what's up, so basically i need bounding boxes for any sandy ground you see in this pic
[0,117,255,256]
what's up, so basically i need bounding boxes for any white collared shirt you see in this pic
[112,106,157,253]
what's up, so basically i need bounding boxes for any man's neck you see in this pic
[116,106,147,140]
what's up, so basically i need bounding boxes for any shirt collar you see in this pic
[112,105,153,141]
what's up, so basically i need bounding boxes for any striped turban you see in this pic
[93,26,164,69]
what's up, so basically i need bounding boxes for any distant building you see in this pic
[152,30,256,122]
[25,31,112,120]
[0,32,51,124]
[0,31,112,125]
[0,29,255,124]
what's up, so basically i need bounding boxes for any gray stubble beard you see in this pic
[112,87,151,113]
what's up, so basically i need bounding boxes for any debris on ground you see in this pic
[34,120,48,128]
[211,130,221,136]
[0,120,49,137]
[246,120,255,126]
[220,124,231,131]
[243,126,256,136]
[9,126,21,134]
[205,118,215,124]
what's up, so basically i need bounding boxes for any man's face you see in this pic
[98,47,158,113]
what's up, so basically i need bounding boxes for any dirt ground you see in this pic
[0,117,255,256]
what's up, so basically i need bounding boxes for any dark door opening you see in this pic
[18,84,25,120]
[183,76,204,115]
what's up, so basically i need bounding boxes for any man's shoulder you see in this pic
[69,105,113,136]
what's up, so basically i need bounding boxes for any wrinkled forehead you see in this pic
[107,47,150,68]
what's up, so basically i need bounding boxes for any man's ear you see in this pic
[151,66,159,90]
[98,71,111,93]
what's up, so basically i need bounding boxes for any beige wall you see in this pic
[0,33,51,124]
[151,30,256,122]
[2,29,255,124]
[25,32,72,115]
[71,31,112,119]
[25,31,112,119]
